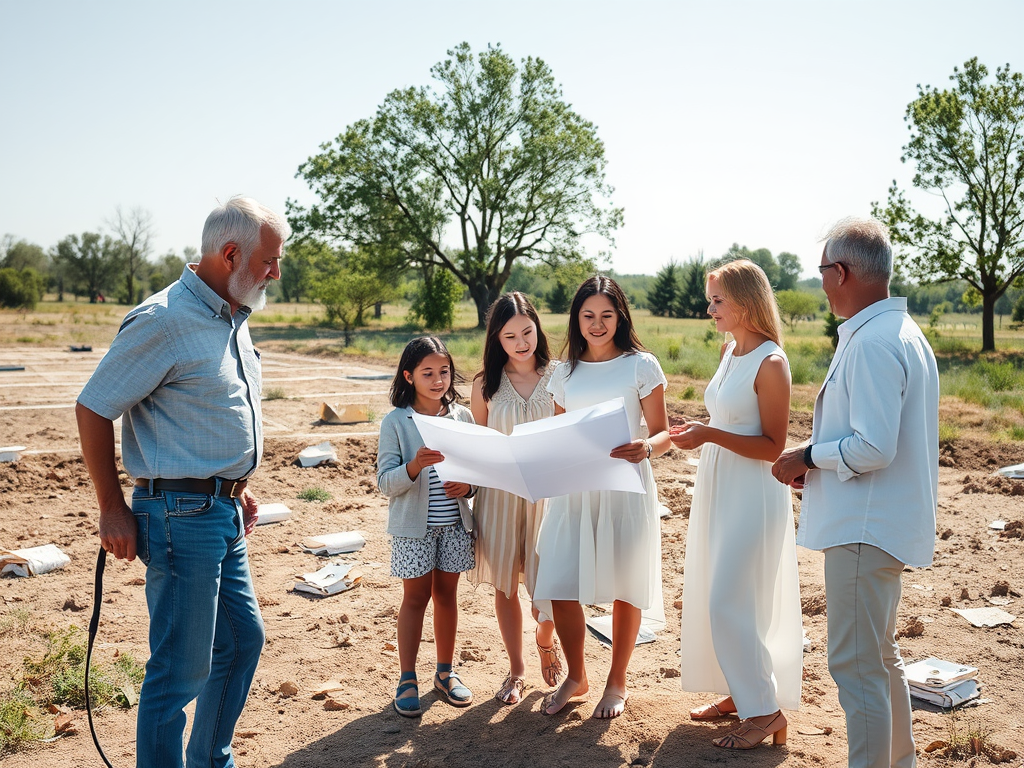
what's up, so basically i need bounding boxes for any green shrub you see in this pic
[938,422,961,445]
[23,627,144,710]
[263,387,286,401]
[678,385,698,401]
[0,688,45,754]
[298,487,332,502]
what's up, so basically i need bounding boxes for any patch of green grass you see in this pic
[22,627,144,710]
[14,336,40,343]
[938,422,961,446]
[666,341,681,361]
[0,688,46,755]
[298,486,332,502]
[677,385,698,401]
[1004,425,1024,441]
[263,387,286,401]
[0,608,32,636]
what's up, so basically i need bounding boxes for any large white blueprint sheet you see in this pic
[410,398,645,503]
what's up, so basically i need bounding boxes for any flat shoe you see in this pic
[496,674,528,705]
[393,673,421,718]
[537,638,564,688]
[434,669,473,707]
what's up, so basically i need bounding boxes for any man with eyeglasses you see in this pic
[772,218,938,768]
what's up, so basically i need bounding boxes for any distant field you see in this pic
[3,297,1022,442]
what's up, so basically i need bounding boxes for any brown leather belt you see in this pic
[135,478,248,498]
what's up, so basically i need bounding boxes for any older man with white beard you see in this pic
[76,197,289,768]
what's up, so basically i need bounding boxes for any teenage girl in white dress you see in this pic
[534,276,671,719]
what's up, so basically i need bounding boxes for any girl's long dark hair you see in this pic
[475,292,551,401]
[563,276,645,373]
[389,336,461,408]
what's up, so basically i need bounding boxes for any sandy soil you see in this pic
[0,343,1022,768]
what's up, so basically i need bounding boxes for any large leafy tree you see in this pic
[290,42,622,327]
[54,233,123,303]
[875,58,1024,351]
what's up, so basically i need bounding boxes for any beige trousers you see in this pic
[824,543,916,768]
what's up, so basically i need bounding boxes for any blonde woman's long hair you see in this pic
[707,259,784,347]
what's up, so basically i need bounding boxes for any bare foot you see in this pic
[541,676,589,715]
[592,686,629,719]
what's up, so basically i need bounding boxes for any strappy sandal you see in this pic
[495,674,528,705]
[712,711,788,750]
[536,637,563,687]
[434,664,473,707]
[393,672,421,718]
[690,700,737,721]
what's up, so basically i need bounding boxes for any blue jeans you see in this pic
[132,488,265,768]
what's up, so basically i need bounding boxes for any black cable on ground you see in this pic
[86,546,116,768]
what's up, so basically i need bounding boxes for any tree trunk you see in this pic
[982,293,996,352]
[467,273,507,328]
[466,279,493,328]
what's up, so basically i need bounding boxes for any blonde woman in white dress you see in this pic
[469,292,563,705]
[670,259,802,749]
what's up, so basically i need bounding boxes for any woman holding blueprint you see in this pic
[534,276,671,719]
[468,293,563,706]
[670,260,801,750]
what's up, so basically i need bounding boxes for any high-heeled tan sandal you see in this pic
[712,711,787,750]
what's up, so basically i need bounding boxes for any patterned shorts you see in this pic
[390,523,476,579]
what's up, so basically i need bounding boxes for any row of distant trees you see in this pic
[4,49,1023,352]
[0,208,190,310]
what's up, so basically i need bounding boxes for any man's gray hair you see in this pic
[201,197,291,258]
[823,217,892,285]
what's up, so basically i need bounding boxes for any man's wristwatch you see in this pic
[803,444,817,470]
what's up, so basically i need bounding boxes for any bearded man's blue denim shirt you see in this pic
[78,265,262,481]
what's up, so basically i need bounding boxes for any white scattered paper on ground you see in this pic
[905,657,978,689]
[294,563,362,596]
[0,445,26,463]
[301,531,366,555]
[988,519,1006,531]
[255,503,292,525]
[995,462,1024,479]
[298,442,337,467]
[411,398,644,503]
[950,606,1016,627]
[585,613,657,648]
[1,543,70,576]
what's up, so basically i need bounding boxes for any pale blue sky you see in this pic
[2,0,1022,278]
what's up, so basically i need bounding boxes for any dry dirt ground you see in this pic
[0,342,1022,768]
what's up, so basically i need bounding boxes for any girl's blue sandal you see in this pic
[434,664,473,707]
[393,672,422,717]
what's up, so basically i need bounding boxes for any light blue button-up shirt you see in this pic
[78,265,262,481]
[798,297,939,567]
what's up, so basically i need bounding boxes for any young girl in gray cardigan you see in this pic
[377,336,477,717]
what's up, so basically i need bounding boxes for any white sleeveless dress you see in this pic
[679,340,803,717]
[534,352,666,630]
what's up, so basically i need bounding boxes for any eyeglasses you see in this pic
[818,262,846,274]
